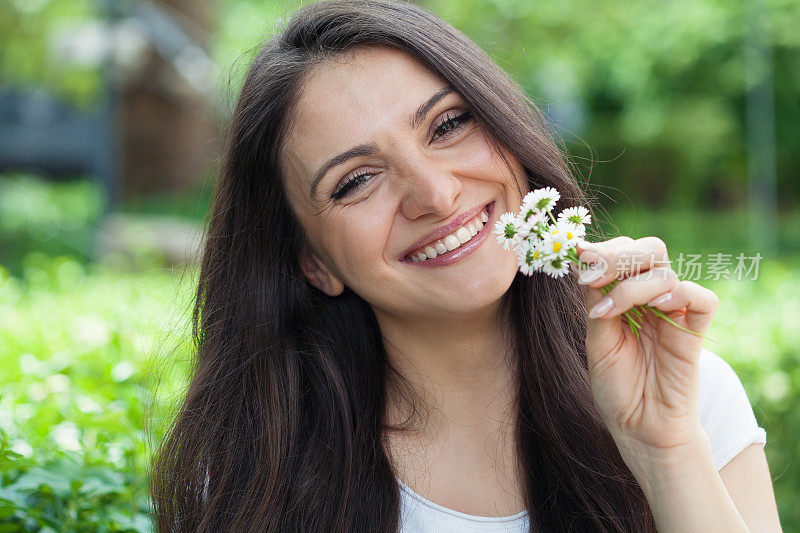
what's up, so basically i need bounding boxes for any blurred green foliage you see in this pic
[0,242,196,530]
[592,205,800,259]
[0,175,105,277]
[0,0,102,105]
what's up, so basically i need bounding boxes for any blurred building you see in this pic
[0,0,218,204]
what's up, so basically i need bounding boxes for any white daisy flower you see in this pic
[542,256,571,278]
[557,206,592,226]
[519,191,544,221]
[532,239,549,268]
[515,240,536,276]
[541,224,571,258]
[528,187,561,212]
[493,212,521,251]
[549,220,585,244]
[516,205,543,226]
[515,239,546,275]
[515,209,546,238]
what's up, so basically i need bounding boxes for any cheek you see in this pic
[327,203,395,279]
[451,129,514,184]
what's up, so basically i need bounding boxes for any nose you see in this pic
[398,156,463,221]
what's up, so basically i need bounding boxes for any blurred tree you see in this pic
[0,0,102,103]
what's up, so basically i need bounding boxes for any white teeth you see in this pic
[443,235,461,251]
[455,227,472,244]
[407,206,491,262]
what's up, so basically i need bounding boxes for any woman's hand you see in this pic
[572,236,719,463]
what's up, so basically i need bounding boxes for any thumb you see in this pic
[570,251,610,312]
[570,263,610,324]
[570,260,622,365]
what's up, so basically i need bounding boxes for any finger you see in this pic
[575,236,671,288]
[587,267,680,319]
[570,262,605,310]
[644,280,719,334]
[576,236,669,285]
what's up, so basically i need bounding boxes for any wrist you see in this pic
[615,423,715,498]
[614,425,751,533]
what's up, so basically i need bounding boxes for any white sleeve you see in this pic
[697,348,767,470]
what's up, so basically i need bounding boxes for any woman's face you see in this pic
[282,45,527,321]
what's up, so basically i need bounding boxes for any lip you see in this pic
[399,201,493,260]
[400,201,495,267]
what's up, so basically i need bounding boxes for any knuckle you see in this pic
[677,280,717,305]
[706,287,720,306]
[643,235,666,251]
[607,236,635,252]
[640,236,668,260]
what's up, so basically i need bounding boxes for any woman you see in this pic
[150,0,782,531]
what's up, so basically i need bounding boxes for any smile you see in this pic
[401,201,495,267]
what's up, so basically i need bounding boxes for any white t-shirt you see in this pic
[398,348,767,532]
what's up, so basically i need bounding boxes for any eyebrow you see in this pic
[309,85,455,200]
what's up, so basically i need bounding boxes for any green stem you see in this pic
[644,305,719,342]
[546,207,559,226]
[567,249,580,263]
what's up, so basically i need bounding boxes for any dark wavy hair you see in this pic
[150,0,657,530]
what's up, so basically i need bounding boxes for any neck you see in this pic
[376,298,518,439]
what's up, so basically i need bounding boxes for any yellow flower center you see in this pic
[552,242,562,253]
[566,232,573,239]
[533,250,539,259]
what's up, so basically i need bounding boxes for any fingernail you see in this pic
[577,263,605,285]
[588,296,614,318]
[647,292,672,306]
[575,251,607,285]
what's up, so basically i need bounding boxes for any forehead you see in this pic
[294,45,445,134]
[281,45,448,188]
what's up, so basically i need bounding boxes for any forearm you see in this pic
[617,426,749,533]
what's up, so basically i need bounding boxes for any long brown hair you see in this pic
[150,0,656,530]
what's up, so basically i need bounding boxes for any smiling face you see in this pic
[281,44,528,322]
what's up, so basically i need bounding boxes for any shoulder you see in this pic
[697,348,767,471]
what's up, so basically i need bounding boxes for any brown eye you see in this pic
[432,110,472,141]
[331,171,375,200]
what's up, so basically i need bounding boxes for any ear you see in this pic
[298,248,345,296]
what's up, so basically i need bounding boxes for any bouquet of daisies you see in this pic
[493,187,705,340]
